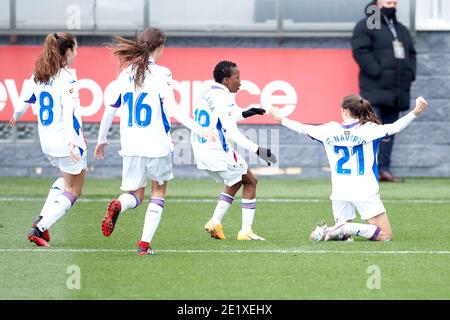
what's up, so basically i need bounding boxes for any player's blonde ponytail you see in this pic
[34,32,76,84]
[111,28,166,89]
[342,94,381,125]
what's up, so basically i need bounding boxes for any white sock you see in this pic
[341,223,380,240]
[141,198,164,243]
[37,192,76,231]
[211,193,234,224]
[241,198,256,232]
[118,192,140,213]
[39,177,65,217]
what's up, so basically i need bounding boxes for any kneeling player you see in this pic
[270,95,428,241]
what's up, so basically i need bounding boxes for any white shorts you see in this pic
[205,149,248,187]
[120,154,174,191]
[46,150,87,175]
[332,194,386,222]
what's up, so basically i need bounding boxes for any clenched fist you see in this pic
[413,96,428,116]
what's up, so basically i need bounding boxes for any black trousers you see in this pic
[373,106,400,172]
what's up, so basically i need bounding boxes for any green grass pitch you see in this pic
[0,177,449,299]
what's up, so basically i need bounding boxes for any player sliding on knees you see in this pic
[10,32,85,247]
[94,28,216,255]
[191,60,277,241]
[269,95,428,241]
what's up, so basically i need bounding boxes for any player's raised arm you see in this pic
[368,96,428,140]
[269,106,326,142]
[234,106,266,122]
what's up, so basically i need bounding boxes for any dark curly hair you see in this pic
[213,60,237,84]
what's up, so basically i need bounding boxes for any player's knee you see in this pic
[243,175,257,187]
[248,177,257,190]
[378,230,393,241]
[384,232,393,241]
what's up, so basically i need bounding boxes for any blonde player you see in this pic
[94,28,215,255]
[270,95,428,241]
[10,32,85,247]
[192,61,277,241]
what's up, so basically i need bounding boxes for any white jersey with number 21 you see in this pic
[282,113,417,201]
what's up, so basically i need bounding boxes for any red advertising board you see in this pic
[0,46,359,124]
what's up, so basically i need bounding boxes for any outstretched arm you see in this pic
[239,106,266,121]
[373,96,428,138]
[270,107,325,141]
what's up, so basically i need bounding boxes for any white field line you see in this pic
[0,248,449,255]
[1,197,450,204]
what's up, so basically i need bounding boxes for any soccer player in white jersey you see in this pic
[270,94,428,241]
[192,61,277,241]
[9,32,86,247]
[94,28,215,255]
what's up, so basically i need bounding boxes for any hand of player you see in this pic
[268,107,283,123]
[69,142,81,163]
[413,96,428,116]
[242,107,266,119]
[94,143,108,160]
[196,127,218,143]
[256,147,277,166]
[9,117,16,128]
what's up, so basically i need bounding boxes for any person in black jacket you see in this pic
[351,0,416,182]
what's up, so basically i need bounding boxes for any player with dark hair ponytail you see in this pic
[10,32,86,247]
[94,27,216,255]
[34,32,76,84]
[341,94,381,125]
[111,28,166,89]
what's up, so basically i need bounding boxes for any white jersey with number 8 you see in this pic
[14,68,86,157]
